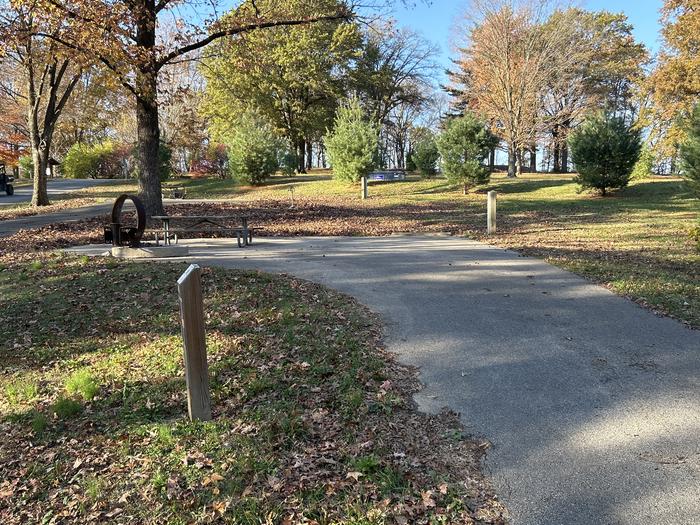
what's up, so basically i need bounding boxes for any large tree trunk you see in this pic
[30,145,50,206]
[135,79,164,217]
[552,126,561,173]
[561,142,569,174]
[306,141,313,171]
[489,147,496,172]
[515,148,523,177]
[507,143,517,178]
[135,1,165,218]
[296,140,306,174]
[530,147,537,173]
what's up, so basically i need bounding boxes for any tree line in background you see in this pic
[1,0,699,211]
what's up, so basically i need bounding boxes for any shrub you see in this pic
[18,155,33,178]
[158,141,173,181]
[405,150,416,172]
[51,397,83,419]
[63,141,121,179]
[689,224,700,252]
[30,410,48,434]
[225,113,280,185]
[4,379,38,406]
[436,113,491,194]
[412,134,440,178]
[569,113,642,195]
[65,369,99,400]
[631,145,655,180]
[64,142,106,179]
[324,97,378,183]
[278,149,298,177]
[681,103,700,198]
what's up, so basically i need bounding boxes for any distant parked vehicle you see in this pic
[0,164,15,196]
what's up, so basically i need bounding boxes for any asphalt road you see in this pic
[141,236,699,525]
[0,178,124,206]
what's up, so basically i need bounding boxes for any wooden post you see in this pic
[361,176,368,199]
[487,190,497,235]
[177,264,212,421]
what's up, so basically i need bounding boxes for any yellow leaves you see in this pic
[201,472,224,486]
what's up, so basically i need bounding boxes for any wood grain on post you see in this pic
[487,190,497,235]
[177,264,212,421]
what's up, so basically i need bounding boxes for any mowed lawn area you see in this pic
[99,171,698,328]
[0,253,504,524]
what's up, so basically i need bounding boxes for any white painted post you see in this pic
[487,190,497,235]
[361,176,368,199]
[177,264,212,421]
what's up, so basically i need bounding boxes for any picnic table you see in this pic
[151,215,253,247]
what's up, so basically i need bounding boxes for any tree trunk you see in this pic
[296,141,306,174]
[515,148,523,177]
[489,147,495,172]
[507,143,517,178]
[306,141,313,171]
[463,183,468,195]
[530,147,537,173]
[561,142,569,174]
[135,81,164,217]
[552,126,561,173]
[134,1,165,218]
[30,145,50,206]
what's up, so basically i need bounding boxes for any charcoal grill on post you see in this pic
[104,194,146,247]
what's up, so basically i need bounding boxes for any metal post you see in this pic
[177,264,212,421]
[361,176,368,200]
[487,190,497,235]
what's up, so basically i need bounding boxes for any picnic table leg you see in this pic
[236,231,244,248]
[242,218,249,247]
[164,220,170,246]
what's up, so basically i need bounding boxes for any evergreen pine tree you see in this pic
[681,103,700,198]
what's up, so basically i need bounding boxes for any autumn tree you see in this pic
[21,0,351,216]
[52,68,131,159]
[0,61,28,176]
[202,0,357,175]
[542,9,648,172]
[450,1,573,177]
[351,22,438,128]
[345,23,439,169]
[0,2,83,205]
[641,0,700,169]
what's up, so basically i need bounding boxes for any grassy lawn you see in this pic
[0,253,504,524]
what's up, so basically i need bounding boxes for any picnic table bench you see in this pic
[150,215,254,248]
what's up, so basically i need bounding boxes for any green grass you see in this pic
[65,369,100,400]
[0,255,501,524]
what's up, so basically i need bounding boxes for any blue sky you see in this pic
[392,0,664,82]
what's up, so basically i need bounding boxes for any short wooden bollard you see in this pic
[487,190,497,234]
[177,264,212,421]
[361,176,368,200]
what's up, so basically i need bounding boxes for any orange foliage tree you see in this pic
[19,0,351,216]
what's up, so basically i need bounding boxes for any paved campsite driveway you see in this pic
[77,235,700,524]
